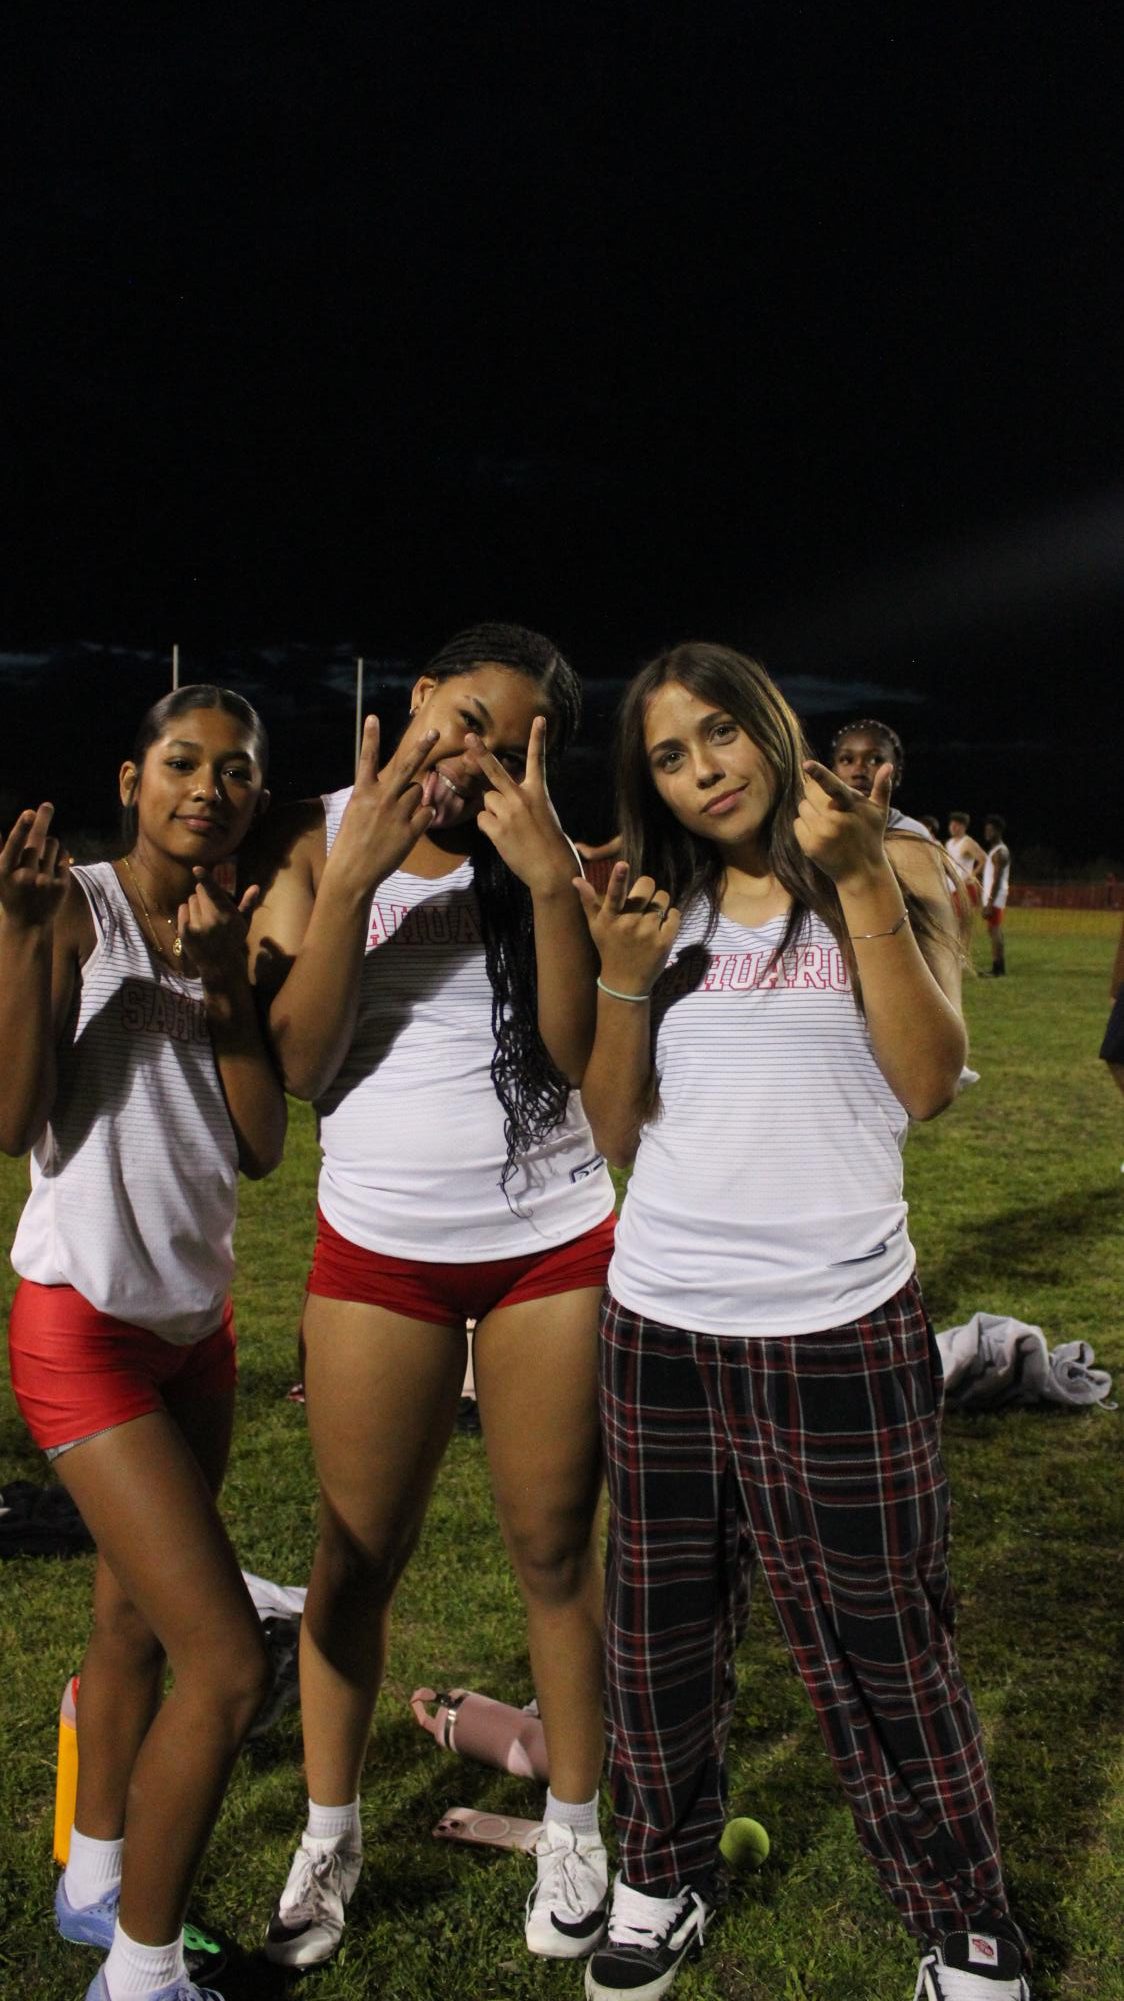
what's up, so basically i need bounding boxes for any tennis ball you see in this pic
[719,1815,770,1870]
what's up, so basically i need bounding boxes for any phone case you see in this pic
[432,1807,544,1853]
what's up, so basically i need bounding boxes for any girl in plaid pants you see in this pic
[573,644,1030,2001]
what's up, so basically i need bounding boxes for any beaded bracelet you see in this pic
[596,976,651,1003]
[849,911,910,940]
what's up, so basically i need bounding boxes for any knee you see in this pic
[506,1520,600,1611]
[89,1598,166,1679]
[179,1626,273,1741]
[316,1505,418,1612]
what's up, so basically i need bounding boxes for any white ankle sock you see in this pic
[544,1788,601,1836]
[64,1828,124,1907]
[306,1796,361,1847]
[103,1920,186,1997]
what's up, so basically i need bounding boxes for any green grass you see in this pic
[1,909,1121,2000]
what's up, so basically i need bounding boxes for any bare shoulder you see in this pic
[240,797,327,899]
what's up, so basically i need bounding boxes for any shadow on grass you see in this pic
[919,1184,1120,1316]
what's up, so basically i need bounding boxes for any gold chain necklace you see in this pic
[121,853,183,959]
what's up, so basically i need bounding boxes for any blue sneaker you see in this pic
[58,1879,227,1981]
[84,1973,223,2001]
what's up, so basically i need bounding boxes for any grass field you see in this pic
[1,909,1121,2001]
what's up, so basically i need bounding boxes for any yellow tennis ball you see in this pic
[719,1815,770,1869]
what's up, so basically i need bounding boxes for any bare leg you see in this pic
[1107,1061,1124,1102]
[69,1396,234,1841]
[298,1295,466,1804]
[475,1286,605,1803]
[56,1400,270,1945]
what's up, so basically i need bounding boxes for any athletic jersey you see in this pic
[609,901,915,1337]
[11,864,238,1342]
[314,788,612,1260]
[982,845,1010,908]
[945,835,978,878]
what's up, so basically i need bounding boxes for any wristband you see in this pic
[596,976,651,1003]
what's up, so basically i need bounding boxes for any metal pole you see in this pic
[172,643,180,690]
[355,658,364,773]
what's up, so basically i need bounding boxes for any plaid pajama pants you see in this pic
[599,1275,1014,1946]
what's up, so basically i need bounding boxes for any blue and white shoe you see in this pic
[914,1930,1031,1999]
[524,1821,609,1958]
[58,1879,227,1981]
[83,1972,223,2001]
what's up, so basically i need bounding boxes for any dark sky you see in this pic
[2,6,1121,855]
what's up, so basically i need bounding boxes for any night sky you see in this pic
[3,7,1121,859]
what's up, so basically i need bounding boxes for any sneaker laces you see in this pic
[607,1881,692,1949]
[917,1956,1025,2001]
[281,1843,354,1924]
[529,1829,605,1920]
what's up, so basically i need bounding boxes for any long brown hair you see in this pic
[615,642,945,993]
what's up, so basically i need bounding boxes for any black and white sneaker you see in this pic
[524,1821,609,1958]
[914,1930,1031,1999]
[584,1876,711,2000]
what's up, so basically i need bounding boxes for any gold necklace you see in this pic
[121,853,183,959]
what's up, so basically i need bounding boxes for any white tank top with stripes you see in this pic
[609,900,915,1337]
[11,863,239,1341]
[314,788,613,1260]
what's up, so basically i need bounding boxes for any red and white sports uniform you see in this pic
[312,788,614,1268]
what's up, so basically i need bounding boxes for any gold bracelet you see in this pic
[596,976,651,1003]
[849,911,910,941]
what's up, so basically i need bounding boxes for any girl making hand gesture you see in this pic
[2,686,286,2001]
[574,644,1030,2001]
[248,625,615,1970]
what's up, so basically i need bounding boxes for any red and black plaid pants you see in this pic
[599,1275,1014,1946]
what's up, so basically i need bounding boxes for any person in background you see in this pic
[945,812,987,904]
[828,718,933,841]
[981,815,1011,975]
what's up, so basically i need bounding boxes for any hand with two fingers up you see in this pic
[327,714,440,900]
[463,715,575,897]
[574,862,682,1000]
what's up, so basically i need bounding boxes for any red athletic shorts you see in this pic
[8,1281,237,1456]
[983,904,1005,929]
[306,1207,617,1327]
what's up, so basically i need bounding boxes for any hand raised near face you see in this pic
[177,869,262,988]
[464,717,575,896]
[794,759,892,885]
[0,805,71,933]
[573,863,681,998]
[326,715,439,898]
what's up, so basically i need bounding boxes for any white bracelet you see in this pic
[596,976,651,1003]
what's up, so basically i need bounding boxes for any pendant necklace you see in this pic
[121,853,184,960]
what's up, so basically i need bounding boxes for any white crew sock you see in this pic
[543,1788,601,1836]
[63,1828,124,1908]
[306,1796,361,1847]
[102,1920,186,1997]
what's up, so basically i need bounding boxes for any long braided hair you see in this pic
[417,624,583,1187]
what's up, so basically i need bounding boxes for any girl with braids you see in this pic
[573,645,1030,2001]
[2,686,284,2001]
[249,625,615,1969]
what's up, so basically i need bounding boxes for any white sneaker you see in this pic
[264,1832,362,1967]
[585,1876,711,2000]
[914,1930,1030,1999]
[524,1820,609,1958]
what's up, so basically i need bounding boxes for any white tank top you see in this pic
[981,847,1010,907]
[609,901,915,1336]
[314,789,613,1259]
[11,864,239,1341]
[945,835,976,877]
